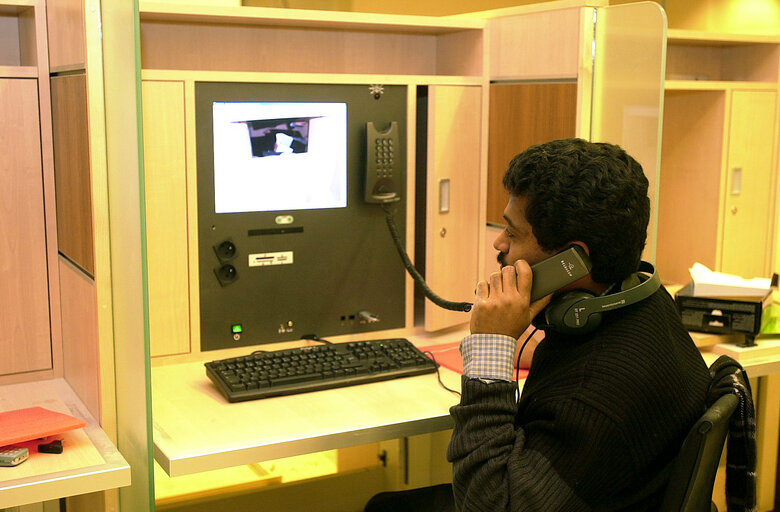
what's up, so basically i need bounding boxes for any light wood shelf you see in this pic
[139,2,485,33]
[667,29,780,45]
[666,29,780,83]
[0,64,35,77]
[140,69,485,86]
[138,3,485,77]
[0,379,130,508]
[665,80,779,91]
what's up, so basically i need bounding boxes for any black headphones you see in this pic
[533,260,661,335]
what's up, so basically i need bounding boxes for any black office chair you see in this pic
[659,393,738,512]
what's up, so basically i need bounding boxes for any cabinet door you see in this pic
[721,90,776,279]
[424,85,482,332]
[0,79,52,375]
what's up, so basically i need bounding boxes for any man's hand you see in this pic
[470,260,552,339]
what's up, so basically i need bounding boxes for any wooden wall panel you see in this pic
[0,78,52,375]
[140,21,438,76]
[488,8,581,80]
[486,82,577,225]
[142,80,191,357]
[59,256,100,418]
[656,90,724,285]
[51,73,95,274]
[46,0,86,70]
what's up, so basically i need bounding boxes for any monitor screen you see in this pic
[212,101,347,214]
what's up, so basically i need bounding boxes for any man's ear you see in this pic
[566,241,590,256]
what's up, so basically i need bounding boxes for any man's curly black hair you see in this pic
[502,138,650,284]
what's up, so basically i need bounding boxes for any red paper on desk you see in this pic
[0,407,86,447]
[418,342,529,380]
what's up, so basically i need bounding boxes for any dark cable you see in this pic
[423,351,461,397]
[382,204,473,313]
[301,334,333,345]
[514,328,538,401]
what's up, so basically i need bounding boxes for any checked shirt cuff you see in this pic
[460,333,516,382]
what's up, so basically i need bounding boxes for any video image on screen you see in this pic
[212,101,347,214]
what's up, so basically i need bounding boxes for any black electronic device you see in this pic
[365,121,400,203]
[528,245,593,303]
[205,337,438,402]
[675,283,769,346]
[195,82,408,351]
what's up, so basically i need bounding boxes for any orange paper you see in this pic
[0,407,86,447]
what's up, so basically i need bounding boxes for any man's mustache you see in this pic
[497,252,506,268]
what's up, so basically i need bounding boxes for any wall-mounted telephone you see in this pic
[365,117,593,314]
[365,121,401,204]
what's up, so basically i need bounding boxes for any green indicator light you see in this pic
[232,324,243,334]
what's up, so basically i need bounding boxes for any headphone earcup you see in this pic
[542,290,602,335]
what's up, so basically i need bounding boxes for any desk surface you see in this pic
[151,330,780,478]
[0,379,130,509]
[152,333,464,477]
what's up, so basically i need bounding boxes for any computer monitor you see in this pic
[195,82,407,351]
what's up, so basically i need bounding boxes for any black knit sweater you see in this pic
[447,287,711,511]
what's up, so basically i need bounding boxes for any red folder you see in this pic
[419,342,529,380]
[0,407,86,447]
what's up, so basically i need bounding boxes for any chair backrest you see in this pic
[659,393,738,512]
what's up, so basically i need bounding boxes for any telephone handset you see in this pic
[528,246,593,302]
[365,121,401,204]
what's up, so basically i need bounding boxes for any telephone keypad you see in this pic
[375,138,394,178]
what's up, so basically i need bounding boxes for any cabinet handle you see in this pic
[731,206,738,215]
[439,178,450,213]
[730,167,742,195]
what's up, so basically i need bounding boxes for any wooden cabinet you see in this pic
[658,31,780,285]
[0,1,58,380]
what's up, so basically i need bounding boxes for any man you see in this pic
[447,138,711,511]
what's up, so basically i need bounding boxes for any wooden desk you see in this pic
[152,334,463,478]
[152,331,780,473]
[703,337,780,377]
[0,379,130,509]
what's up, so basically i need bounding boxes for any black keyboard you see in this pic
[205,338,439,402]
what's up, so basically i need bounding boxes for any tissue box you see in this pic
[675,283,771,342]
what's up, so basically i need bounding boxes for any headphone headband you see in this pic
[569,261,659,314]
[538,260,660,335]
